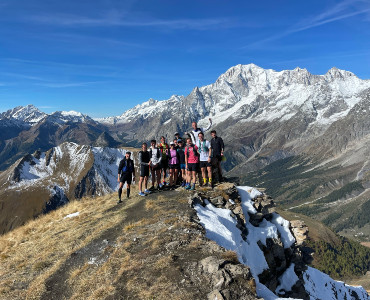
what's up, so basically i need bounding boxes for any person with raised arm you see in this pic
[186,118,212,145]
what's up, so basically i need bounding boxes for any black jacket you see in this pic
[210,136,224,157]
[118,157,135,175]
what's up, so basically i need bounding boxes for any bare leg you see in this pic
[156,169,161,186]
[151,169,156,187]
[201,167,207,185]
[139,177,144,192]
[169,168,174,186]
[174,169,178,185]
[144,176,148,190]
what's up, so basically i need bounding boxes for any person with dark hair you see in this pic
[185,137,199,191]
[158,136,169,187]
[138,143,150,196]
[149,139,162,190]
[174,132,181,140]
[177,139,186,186]
[210,130,225,182]
[197,132,212,187]
[117,151,135,203]
[173,138,179,149]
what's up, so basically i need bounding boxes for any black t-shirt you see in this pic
[177,147,186,164]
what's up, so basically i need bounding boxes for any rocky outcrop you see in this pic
[189,183,368,300]
[290,220,309,246]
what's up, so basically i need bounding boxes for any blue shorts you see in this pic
[180,163,186,170]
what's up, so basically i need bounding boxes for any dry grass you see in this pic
[0,190,140,300]
[221,250,239,264]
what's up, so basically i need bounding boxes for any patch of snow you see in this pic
[194,186,369,300]
[271,213,295,248]
[303,266,369,300]
[275,263,299,295]
[64,212,80,219]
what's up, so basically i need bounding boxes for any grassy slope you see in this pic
[0,185,256,300]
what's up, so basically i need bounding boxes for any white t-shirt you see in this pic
[197,140,211,161]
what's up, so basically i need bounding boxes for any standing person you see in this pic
[138,143,151,196]
[186,118,212,145]
[117,151,135,203]
[177,139,186,187]
[168,142,180,189]
[210,130,225,182]
[149,140,162,190]
[197,132,212,187]
[158,136,169,187]
[185,138,199,191]
[173,138,179,149]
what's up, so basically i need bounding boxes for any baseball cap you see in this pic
[126,151,131,154]
[170,142,174,145]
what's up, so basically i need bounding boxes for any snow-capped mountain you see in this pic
[0,104,47,125]
[96,63,370,242]
[0,105,119,171]
[100,64,369,129]
[0,142,130,234]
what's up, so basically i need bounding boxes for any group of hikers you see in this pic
[117,119,225,203]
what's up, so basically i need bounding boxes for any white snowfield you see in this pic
[96,64,370,133]
[194,186,369,300]
[8,142,127,197]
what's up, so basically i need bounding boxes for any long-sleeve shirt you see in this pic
[188,119,212,145]
[210,136,224,157]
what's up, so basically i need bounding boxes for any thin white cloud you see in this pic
[36,81,103,88]
[25,13,244,30]
[244,0,370,49]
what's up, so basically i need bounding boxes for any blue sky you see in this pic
[0,0,369,117]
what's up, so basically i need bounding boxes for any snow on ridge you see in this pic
[194,185,369,300]
[9,143,127,197]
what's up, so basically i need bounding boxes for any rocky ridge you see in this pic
[190,183,369,299]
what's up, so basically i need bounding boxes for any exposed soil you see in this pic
[40,196,150,300]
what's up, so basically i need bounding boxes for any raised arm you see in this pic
[202,118,212,132]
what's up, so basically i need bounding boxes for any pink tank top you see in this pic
[169,149,178,165]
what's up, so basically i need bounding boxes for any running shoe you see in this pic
[159,183,163,188]
[190,184,195,191]
[185,184,191,190]
[144,189,151,194]
[138,192,146,197]
[117,199,123,204]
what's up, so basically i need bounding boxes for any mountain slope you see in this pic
[0,182,367,300]
[0,108,119,170]
[0,142,129,234]
[94,63,370,241]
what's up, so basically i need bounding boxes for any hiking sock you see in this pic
[127,188,130,198]
[209,178,212,184]
[118,187,122,200]
[203,178,207,185]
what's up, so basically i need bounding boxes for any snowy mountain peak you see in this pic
[46,110,94,124]
[325,67,356,81]
[0,104,47,125]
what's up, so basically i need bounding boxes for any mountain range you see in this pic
[1,63,370,242]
